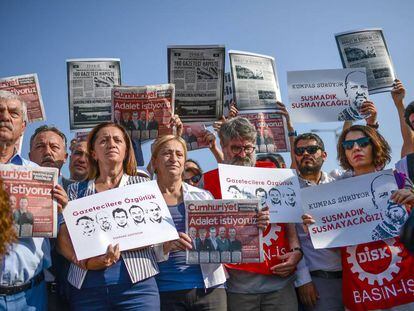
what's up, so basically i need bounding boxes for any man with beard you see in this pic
[370,174,408,240]
[292,133,344,311]
[204,116,302,311]
[95,211,112,232]
[129,205,146,226]
[268,187,282,207]
[76,216,96,237]
[337,70,369,121]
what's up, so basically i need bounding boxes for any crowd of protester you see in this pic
[0,78,413,311]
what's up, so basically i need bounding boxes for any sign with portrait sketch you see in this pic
[185,199,263,264]
[301,169,408,249]
[63,180,179,260]
[229,50,282,111]
[168,45,225,122]
[181,123,209,151]
[335,28,395,94]
[218,164,302,223]
[287,68,370,122]
[0,164,58,237]
[67,58,121,131]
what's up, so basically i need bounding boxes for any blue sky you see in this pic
[1,0,413,176]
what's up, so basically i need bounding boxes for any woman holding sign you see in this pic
[304,125,414,310]
[57,122,165,310]
[151,134,228,311]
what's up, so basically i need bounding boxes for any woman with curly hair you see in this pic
[0,180,16,256]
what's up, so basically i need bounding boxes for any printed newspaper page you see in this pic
[335,28,395,94]
[111,84,175,142]
[301,169,407,248]
[229,50,281,111]
[168,45,225,122]
[185,199,263,264]
[63,180,179,260]
[287,68,370,122]
[67,58,121,131]
[0,164,58,237]
[218,164,302,223]
[239,110,289,152]
[0,73,46,122]
[182,123,209,151]
[223,72,234,117]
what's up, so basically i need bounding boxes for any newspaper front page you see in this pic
[182,123,209,151]
[229,50,282,111]
[67,58,121,130]
[111,84,175,142]
[239,110,289,153]
[335,29,395,94]
[0,164,58,237]
[168,45,225,122]
[0,74,45,122]
[185,199,263,264]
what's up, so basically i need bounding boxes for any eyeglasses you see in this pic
[294,145,321,156]
[342,137,371,150]
[230,144,256,155]
[184,174,202,184]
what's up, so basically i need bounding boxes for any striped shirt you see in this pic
[66,174,160,289]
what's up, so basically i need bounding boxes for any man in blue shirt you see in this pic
[0,90,62,310]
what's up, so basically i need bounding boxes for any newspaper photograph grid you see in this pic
[168,45,225,122]
[182,123,209,151]
[239,110,289,153]
[229,50,282,111]
[0,164,58,238]
[67,58,121,130]
[185,199,263,264]
[111,84,175,142]
[335,28,395,94]
[0,73,46,123]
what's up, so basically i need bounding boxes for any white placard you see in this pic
[301,170,408,249]
[287,68,369,122]
[63,180,179,260]
[218,164,302,223]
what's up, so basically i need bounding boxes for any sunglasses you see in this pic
[184,174,202,184]
[230,145,256,155]
[342,137,371,150]
[294,145,321,156]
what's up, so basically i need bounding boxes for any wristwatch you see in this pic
[288,130,297,137]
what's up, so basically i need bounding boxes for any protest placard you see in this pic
[301,169,408,248]
[185,199,263,264]
[0,164,58,237]
[218,164,302,223]
[63,180,179,260]
[239,110,289,152]
[67,58,121,130]
[168,45,225,122]
[229,50,281,111]
[287,68,369,122]
[0,74,45,122]
[111,84,175,142]
[335,28,395,94]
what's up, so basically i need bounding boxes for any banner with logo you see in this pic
[342,238,414,310]
[302,169,408,248]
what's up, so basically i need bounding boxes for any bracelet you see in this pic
[290,247,304,256]
[288,130,297,137]
[367,122,379,129]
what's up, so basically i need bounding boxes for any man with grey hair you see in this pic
[204,116,302,311]
[0,90,64,310]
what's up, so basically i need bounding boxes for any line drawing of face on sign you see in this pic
[284,187,296,207]
[96,211,112,232]
[370,174,408,240]
[129,205,146,225]
[255,188,267,208]
[148,202,162,223]
[269,187,281,206]
[112,208,129,228]
[76,216,96,236]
